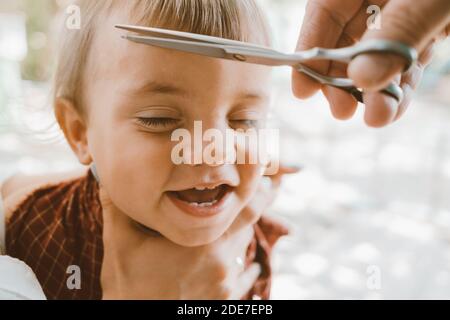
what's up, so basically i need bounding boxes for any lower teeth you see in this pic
[188,199,218,207]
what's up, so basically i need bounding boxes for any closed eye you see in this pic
[228,119,260,130]
[136,117,180,130]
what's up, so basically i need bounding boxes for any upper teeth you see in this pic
[194,186,217,191]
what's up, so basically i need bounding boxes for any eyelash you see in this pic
[229,119,260,129]
[136,118,259,130]
[137,117,180,128]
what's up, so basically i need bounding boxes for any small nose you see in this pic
[185,119,232,167]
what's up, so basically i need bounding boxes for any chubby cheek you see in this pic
[89,121,174,223]
[233,136,265,205]
[235,162,263,206]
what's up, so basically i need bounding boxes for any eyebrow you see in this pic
[129,80,189,97]
[129,80,268,102]
[235,92,269,102]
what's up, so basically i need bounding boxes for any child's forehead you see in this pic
[88,2,271,74]
[88,18,271,98]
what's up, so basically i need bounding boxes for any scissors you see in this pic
[115,24,418,104]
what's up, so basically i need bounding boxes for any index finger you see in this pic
[292,0,365,98]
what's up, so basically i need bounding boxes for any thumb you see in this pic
[348,0,450,90]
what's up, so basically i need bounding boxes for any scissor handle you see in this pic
[300,39,418,72]
[349,40,418,72]
[296,63,404,103]
[295,39,417,102]
[338,82,403,104]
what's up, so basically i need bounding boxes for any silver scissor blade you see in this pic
[126,34,305,68]
[126,35,295,67]
[125,35,232,60]
[116,24,270,51]
[223,46,301,66]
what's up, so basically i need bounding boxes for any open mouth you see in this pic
[167,184,233,217]
[169,184,231,206]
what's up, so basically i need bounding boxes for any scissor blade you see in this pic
[125,34,296,67]
[223,46,300,66]
[116,24,270,51]
[125,35,232,59]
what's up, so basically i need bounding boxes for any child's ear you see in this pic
[54,98,92,165]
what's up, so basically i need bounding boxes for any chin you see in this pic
[164,227,226,247]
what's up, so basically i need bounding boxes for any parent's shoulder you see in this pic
[0,167,89,220]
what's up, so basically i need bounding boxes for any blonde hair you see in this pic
[54,0,271,117]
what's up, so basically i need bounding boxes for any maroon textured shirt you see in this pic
[6,169,288,300]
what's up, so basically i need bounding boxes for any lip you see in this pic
[166,186,233,218]
[171,180,238,191]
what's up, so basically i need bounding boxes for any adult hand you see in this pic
[99,164,298,300]
[292,0,450,127]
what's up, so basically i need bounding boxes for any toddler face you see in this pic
[83,15,272,246]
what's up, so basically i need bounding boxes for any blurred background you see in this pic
[1,0,450,299]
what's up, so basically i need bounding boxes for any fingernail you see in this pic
[393,84,413,121]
